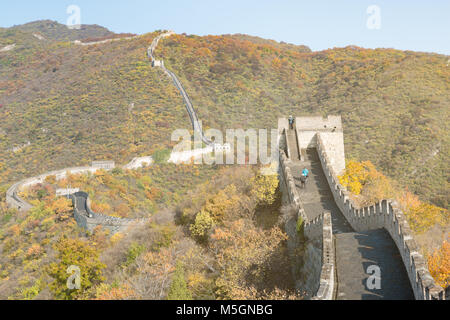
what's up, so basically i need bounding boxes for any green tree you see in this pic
[296,216,305,239]
[153,148,171,164]
[124,242,146,267]
[167,262,192,300]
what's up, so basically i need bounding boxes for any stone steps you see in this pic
[286,147,415,299]
[335,229,414,300]
[286,129,300,161]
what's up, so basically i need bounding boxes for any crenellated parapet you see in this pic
[309,212,335,300]
[315,133,445,300]
[5,157,153,233]
[70,192,141,234]
[279,148,308,222]
[279,145,336,299]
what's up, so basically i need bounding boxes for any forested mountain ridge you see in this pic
[0,21,448,209]
[9,20,115,42]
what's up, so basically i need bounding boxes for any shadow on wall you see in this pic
[354,230,414,300]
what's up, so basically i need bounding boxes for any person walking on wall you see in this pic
[302,167,309,178]
[288,115,294,130]
[300,167,309,188]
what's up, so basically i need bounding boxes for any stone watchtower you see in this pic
[278,116,346,176]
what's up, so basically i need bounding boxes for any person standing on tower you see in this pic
[288,115,294,130]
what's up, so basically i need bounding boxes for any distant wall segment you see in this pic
[5,156,152,233]
[70,192,140,234]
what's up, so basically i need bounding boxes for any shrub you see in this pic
[251,173,279,205]
[20,278,43,300]
[124,242,146,267]
[152,149,171,164]
[167,262,192,300]
[427,239,450,288]
[152,224,176,251]
[111,167,123,175]
[45,175,57,185]
[47,238,105,300]
[190,210,214,242]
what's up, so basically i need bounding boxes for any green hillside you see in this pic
[0,21,448,209]
[10,20,115,42]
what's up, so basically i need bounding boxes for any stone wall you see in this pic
[91,161,115,170]
[148,31,212,146]
[315,133,445,300]
[73,35,138,46]
[279,148,336,299]
[70,192,139,234]
[5,155,154,231]
[296,116,345,175]
[6,166,101,212]
[310,212,335,300]
[300,211,336,300]
[169,146,214,164]
[123,156,153,170]
[6,181,33,211]
[279,150,308,222]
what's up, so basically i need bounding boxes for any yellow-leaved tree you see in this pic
[399,192,449,234]
[339,160,395,204]
[251,173,279,205]
[427,239,450,288]
[190,210,215,242]
[47,238,105,300]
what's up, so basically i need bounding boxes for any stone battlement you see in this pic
[70,192,141,234]
[278,116,445,300]
[279,116,345,175]
[279,148,308,222]
[315,133,445,300]
[279,145,335,299]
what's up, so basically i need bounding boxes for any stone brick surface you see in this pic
[278,119,444,300]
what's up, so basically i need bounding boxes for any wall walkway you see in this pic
[279,123,444,300]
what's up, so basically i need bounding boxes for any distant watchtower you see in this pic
[152,60,164,68]
[278,116,346,175]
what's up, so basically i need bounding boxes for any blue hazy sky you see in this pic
[1,0,449,54]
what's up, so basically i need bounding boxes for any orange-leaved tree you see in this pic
[427,239,450,288]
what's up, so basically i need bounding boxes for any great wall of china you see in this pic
[4,32,447,300]
[279,116,445,300]
[5,31,214,234]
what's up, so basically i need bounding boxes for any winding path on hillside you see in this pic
[6,31,214,231]
[148,32,213,146]
[286,129,414,300]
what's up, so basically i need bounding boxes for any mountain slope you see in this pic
[158,34,449,208]
[10,20,115,41]
[0,21,448,209]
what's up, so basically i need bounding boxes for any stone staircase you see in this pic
[335,229,413,300]
[285,131,414,299]
[286,129,300,161]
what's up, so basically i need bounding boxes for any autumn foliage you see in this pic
[339,160,449,288]
[427,239,450,288]
[47,238,105,300]
[339,160,395,203]
[339,160,449,234]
